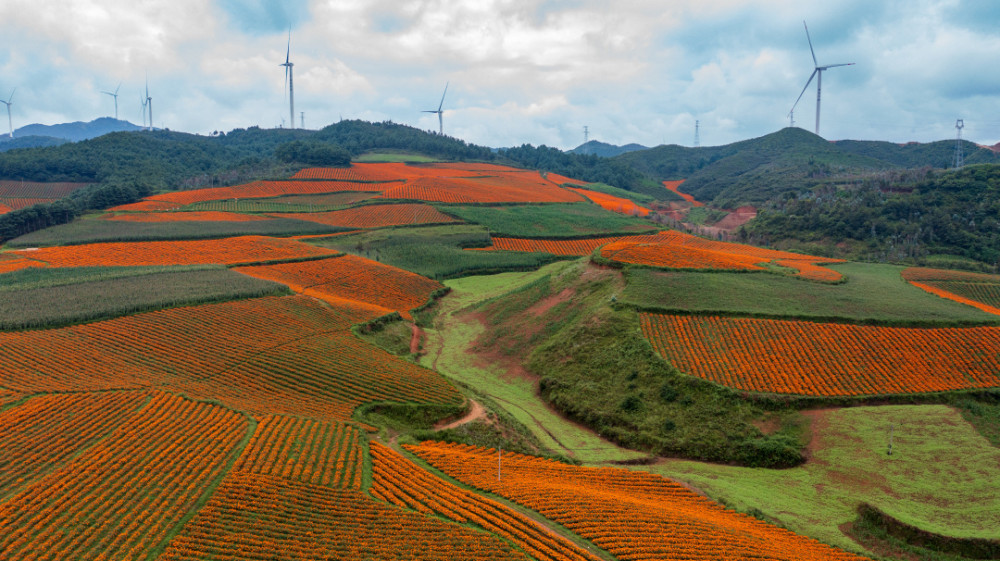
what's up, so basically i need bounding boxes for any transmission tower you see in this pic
[583,125,589,143]
[694,120,700,147]
[954,119,965,169]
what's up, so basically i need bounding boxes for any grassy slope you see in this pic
[621,262,1000,325]
[645,404,1000,556]
[439,203,659,238]
[418,261,647,464]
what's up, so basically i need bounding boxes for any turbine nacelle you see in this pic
[789,21,854,136]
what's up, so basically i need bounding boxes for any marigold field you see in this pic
[903,267,1000,316]
[100,210,271,222]
[567,187,650,216]
[409,441,865,561]
[641,313,1000,396]
[273,203,458,229]
[474,236,624,256]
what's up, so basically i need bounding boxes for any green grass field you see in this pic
[0,267,286,329]
[184,192,377,213]
[313,224,564,279]
[7,216,347,247]
[620,262,1000,325]
[353,152,439,163]
[646,404,1000,556]
[439,203,659,238]
[418,262,647,464]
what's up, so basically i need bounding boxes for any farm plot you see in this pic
[903,267,1000,316]
[159,473,531,561]
[474,236,624,256]
[185,191,376,213]
[409,441,865,561]
[567,187,650,216]
[0,391,248,561]
[370,443,604,561]
[641,313,1000,396]
[10,235,338,267]
[378,176,586,204]
[128,179,402,208]
[0,180,90,199]
[236,254,443,320]
[99,210,270,222]
[275,203,459,229]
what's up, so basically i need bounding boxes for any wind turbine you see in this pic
[143,77,153,131]
[102,82,121,120]
[2,89,13,138]
[280,29,295,129]
[423,82,448,135]
[789,21,854,136]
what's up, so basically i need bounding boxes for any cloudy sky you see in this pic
[2,0,999,149]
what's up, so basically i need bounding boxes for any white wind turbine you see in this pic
[143,77,153,131]
[2,89,13,138]
[789,21,854,136]
[423,82,448,135]
[280,29,295,129]
[102,82,122,120]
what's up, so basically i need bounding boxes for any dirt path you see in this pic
[434,399,487,430]
[409,323,424,355]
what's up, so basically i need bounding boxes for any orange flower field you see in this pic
[0,201,11,214]
[235,254,443,320]
[13,235,338,267]
[0,391,248,561]
[370,443,604,561]
[376,174,586,204]
[408,441,865,561]
[567,187,650,216]
[234,416,365,489]
[159,473,531,561]
[474,236,624,256]
[0,295,462,420]
[902,267,1000,316]
[662,179,703,207]
[0,253,43,273]
[0,197,59,211]
[99,210,271,222]
[641,313,1000,396]
[273,203,458,229]
[600,231,845,281]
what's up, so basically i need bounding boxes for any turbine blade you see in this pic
[8,88,14,103]
[438,82,449,112]
[803,21,818,68]
[791,69,818,115]
[822,62,855,69]
[286,28,291,65]
[115,82,121,95]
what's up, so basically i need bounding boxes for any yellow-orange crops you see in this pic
[663,179,703,207]
[99,210,271,222]
[234,415,365,489]
[0,391,248,560]
[568,187,651,217]
[0,198,59,211]
[370,443,603,561]
[601,231,844,281]
[235,255,443,321]
[0,295,461,421]
[902,267,1000,316]
[273,203,458,229]
[641,313,1000,396]
[378,175,586,204]
[159,472,530,561]
[409,441,865,561]
[0,254,44,274]
[142,180,395,206]
[475,236,624,256]
[13,235,338,267]
[0,202,11,214]
[108,200,182,212]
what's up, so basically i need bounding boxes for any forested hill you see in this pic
[832,138,1000,169]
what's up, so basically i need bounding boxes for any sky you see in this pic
[2,0,999,150]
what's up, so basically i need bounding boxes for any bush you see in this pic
[275,140,351,166]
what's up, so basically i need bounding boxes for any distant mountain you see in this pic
[0,135,69,152]
[10,117,144,143]
[570,140,648,157]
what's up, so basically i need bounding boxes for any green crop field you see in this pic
[620,262,1000,325]
[313,224,564,279]
[184,191,377,213]
[646,404,1000,556]
[439,203,660,238]
[7,216,348,247]
[0,267,285,329]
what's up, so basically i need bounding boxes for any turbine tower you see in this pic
[280,30,295,129]
[789,21,854,136]
[423,82,448,135]
[954,119,965,169]
[144,78,153,131]
[102,83,121,120]
[2,89,13,138]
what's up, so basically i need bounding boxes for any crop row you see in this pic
[377,176,586,204]
[0,180,90,198]
[234,415,364,489]
[274,203,459,229]
[641,313,1000,396]
[135,180,395,207]
[475,236,625,256]
[0,391,248,561]
[0,197,59,210]
[11,235,339,267]
[907,281,1000,316]
[100,210,270,222]
[0,391,149,500]
[0,254,43,274]
[370,443,603,561]
[408,441,866,561]
[185,192,375,213]
[236,254,444,320]
[159,472,531,561]
[901,267,1000,283]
